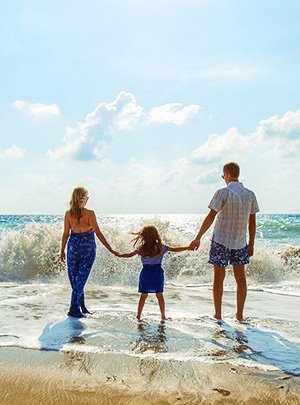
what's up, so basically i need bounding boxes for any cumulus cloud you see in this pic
[257,109,300,158]
[148,103,201,125]
[48,91,141,160]
[49,91,201,161]
[0,144,25,158]
[12,100,60,118]
[258,109,300,140]
[190,128,251,164]
[197,168,219,184]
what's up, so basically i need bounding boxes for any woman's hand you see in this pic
[60,251,66,262]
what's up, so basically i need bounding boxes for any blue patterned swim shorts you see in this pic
[208,240,249,267]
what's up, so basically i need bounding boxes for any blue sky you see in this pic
[1,0,300,214]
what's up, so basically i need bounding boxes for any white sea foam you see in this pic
[0,216,299,288]
[0,215,300,376]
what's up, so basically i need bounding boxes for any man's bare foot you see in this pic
[236,315,251,323]
[213,313,222,320]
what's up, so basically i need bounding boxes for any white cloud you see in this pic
[190,128,251,164]
[0,144,25,158]
[196,65,263,80]
[112,96,144,131]
[48,91,138,160]
[258,109,300,140]
[49,92,201,161]
[197,168,219,184]
[148,103,201,125]
[258,109,300,158]
[12,100,60,118]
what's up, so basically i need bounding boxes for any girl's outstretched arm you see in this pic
[117,251,138,258]
[168,245,192,252]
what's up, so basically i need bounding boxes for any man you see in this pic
[190,162,259,321]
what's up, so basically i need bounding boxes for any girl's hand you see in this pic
[60,251,66,262]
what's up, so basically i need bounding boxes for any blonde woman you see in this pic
[61,187,117,318]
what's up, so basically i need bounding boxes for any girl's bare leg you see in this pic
[156,293,166,320]
[137,293,148,320]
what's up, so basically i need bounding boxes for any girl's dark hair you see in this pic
[132,225,163,257]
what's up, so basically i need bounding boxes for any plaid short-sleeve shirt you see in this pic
[209,182,259,249]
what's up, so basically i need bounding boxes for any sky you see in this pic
[1,0,300,214]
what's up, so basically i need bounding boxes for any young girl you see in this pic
[61,186,117,318]
[117,225,191,321]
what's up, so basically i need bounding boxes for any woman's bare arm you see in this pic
[60,212,71,261]
[90,211,117,254]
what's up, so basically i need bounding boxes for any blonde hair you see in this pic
[223,162,240,178]
[132,225,163,257]
[69,186,88,220]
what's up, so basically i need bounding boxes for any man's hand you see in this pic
[189,239,200,251]
[248,244,254,257]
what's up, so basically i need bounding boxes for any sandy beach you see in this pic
[1,346,300,405]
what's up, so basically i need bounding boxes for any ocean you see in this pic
[0,213,300,383]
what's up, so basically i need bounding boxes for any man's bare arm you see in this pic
[189,209,217,250]
[248,213,256,257]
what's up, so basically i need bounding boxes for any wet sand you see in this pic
[0,347,299,405]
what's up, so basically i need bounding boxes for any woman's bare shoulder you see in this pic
[83,208,96,219]
[84,208,95,215]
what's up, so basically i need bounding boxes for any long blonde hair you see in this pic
[132,225,163,257]
[69,186,88,220]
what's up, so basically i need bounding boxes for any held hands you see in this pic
[110,249,120,257]
[189,238,201,251]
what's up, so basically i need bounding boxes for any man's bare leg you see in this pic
[233,265,247,321]
[137,293,148,320]
[213,266,226,319]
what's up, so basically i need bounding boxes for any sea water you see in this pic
[0,214,299,376]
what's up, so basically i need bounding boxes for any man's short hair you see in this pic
[223,162,240,178]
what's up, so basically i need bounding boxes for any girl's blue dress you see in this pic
[138,245,169,293]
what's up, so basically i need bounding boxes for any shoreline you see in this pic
[0,347,299,404]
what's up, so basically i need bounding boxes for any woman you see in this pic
[61,186,116,318]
